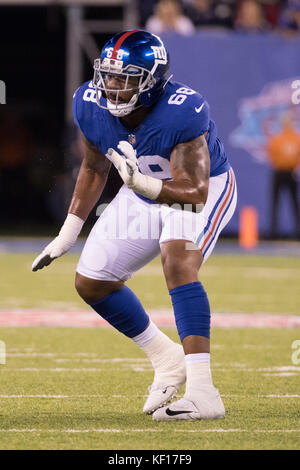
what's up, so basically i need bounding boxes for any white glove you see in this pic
[106,141,162,200]
[32,213,84,272]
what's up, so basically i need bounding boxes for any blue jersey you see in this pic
[73,79,230,202]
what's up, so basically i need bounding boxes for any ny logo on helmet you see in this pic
[151,46,167,64]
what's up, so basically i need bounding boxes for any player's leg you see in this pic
[155,240,224,420]
[76,250,186,414]
[75,274,150,338]
[75,187,185,412]
[131,315,186,414]
[153,168,237,421]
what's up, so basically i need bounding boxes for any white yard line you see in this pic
[1,365,300,373]
[0,395,112,398]
[5,354,149,361]
[0,428,299,434]
[0,368,108,372]
[0,394,299,399]
[262,373,298,376]
[263,394,300,398]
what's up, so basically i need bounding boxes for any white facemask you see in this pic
[106,93,140,117]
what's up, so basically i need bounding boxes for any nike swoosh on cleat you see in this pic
[165,408,193,416]
[195,103,204,113]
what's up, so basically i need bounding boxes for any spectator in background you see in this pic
[137,0,159,26]
[279,0,300,34]
[183,0,218,27]
[234,0,269,32]
[262,0,282,29]
[146,0,195,35]
[266,111,300,239]
[184,0,234,29]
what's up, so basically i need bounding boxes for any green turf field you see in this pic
[0,327,299,450]
[1,252,300,314]
[0,252,300,450]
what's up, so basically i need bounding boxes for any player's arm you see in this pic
[32,133,111,271]
[107,133,209,212]
[156,133,210,211]
[68,133,111,220]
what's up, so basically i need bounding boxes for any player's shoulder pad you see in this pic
[161,81,210,143]
[72,80,102,146]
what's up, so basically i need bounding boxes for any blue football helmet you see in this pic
[92,30,170,117]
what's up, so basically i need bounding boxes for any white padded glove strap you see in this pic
[129,172,163,200]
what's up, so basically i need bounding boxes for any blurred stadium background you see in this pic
[1,0,300,239]
[1,0,300,451]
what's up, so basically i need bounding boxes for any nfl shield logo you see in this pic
[128,134,136,145]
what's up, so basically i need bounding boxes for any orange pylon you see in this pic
[239,206,258,249]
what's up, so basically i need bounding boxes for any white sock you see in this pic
[132,320,185,383]
[132,320,159,348]
[184,353,213,399]
[185,353,210,364]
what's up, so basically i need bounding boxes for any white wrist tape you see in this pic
[45,213,84,258]
[127,173,163,200]
[106,144,163,200]
[58,213,85,245]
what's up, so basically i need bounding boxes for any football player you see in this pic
[32,30,237,421]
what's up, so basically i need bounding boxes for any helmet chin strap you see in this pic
[107,93,141,117]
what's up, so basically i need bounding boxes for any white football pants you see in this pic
[77,168,237,281]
